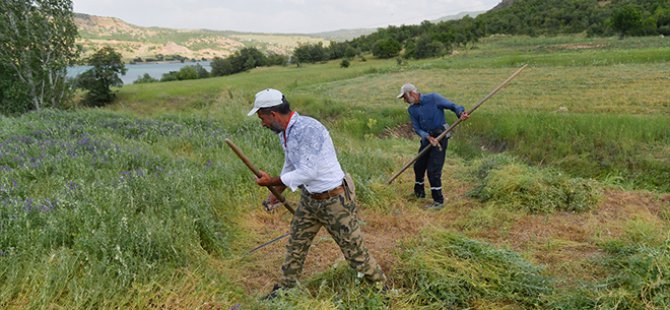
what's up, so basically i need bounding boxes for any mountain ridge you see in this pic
[74,8,487,61]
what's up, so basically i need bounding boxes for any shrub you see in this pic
[133,73,158,84]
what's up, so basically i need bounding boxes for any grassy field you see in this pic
[1,35,669,309]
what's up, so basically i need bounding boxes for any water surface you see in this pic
[68,61,212,85]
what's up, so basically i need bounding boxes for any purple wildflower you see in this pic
[67,181,78,191]
[23,198,34,212]
[40,198,57,212]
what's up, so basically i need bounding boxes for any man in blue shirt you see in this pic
[397,83,469,209]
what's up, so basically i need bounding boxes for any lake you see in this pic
[67,61,212,85]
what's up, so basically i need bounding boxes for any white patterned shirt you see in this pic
[279,112,345,193]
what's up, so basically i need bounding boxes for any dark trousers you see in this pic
[413,137,448,203]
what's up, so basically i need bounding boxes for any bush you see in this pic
[160,71,179,82]
[339,59,350,68]
[133,73,158,84]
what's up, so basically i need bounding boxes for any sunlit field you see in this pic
[1,34,669,309]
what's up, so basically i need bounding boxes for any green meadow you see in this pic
[1,35,669,309]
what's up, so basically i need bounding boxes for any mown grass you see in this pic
[1,34,669,308]
[396,230,552,309]
[466,154,603,213]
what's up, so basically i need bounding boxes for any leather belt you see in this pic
[310,185,345,200]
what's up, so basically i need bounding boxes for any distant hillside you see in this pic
[74,9,491,62]
[74,13,326,61]
[313,28,378,42]
[433,10,486,23]
[314,10,485,41]
[493,0,516,10]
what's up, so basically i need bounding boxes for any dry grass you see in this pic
[234,182,670,298]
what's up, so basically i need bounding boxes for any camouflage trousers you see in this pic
[279,189,386,288]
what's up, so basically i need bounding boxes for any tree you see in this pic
[210,47,267,76]
[655,7,670,35]
[266,53,288,66]
[176,65,198,80]
[193,63,210,78]
[292,43,328,64]
[0,64,31,115]
[406,36,445,59]
[160,71,179,82]
[0,0,79,114]
[371,38,402,59]
[133,73,158,84]
[76,46,126,106]
[344,46,360,58]
[612,4,643,37]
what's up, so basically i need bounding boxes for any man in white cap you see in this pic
[248,88,386,299]
[397,83,469,210]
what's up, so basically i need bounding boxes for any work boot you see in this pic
[413,183,426,198]
[424,201,444,210]
[261,284,282,301]
[430,188,444,203]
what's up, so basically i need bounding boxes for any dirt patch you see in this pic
[553,43,606,50]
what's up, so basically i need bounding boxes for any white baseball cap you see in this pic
[247,88,284,116]
[397,83,418,99]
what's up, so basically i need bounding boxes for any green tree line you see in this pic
[293,0,670,63]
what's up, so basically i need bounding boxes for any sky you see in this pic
[73,0,501,34]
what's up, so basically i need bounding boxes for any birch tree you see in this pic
[0,0,79,113]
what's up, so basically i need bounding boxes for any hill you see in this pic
[74,13,327,61]
[432,10,486,23]
[74,8,488,62]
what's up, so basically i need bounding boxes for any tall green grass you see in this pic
[0,109,266,308]
[454,111,670,192]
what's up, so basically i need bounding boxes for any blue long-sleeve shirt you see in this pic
[407,93,465,140]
